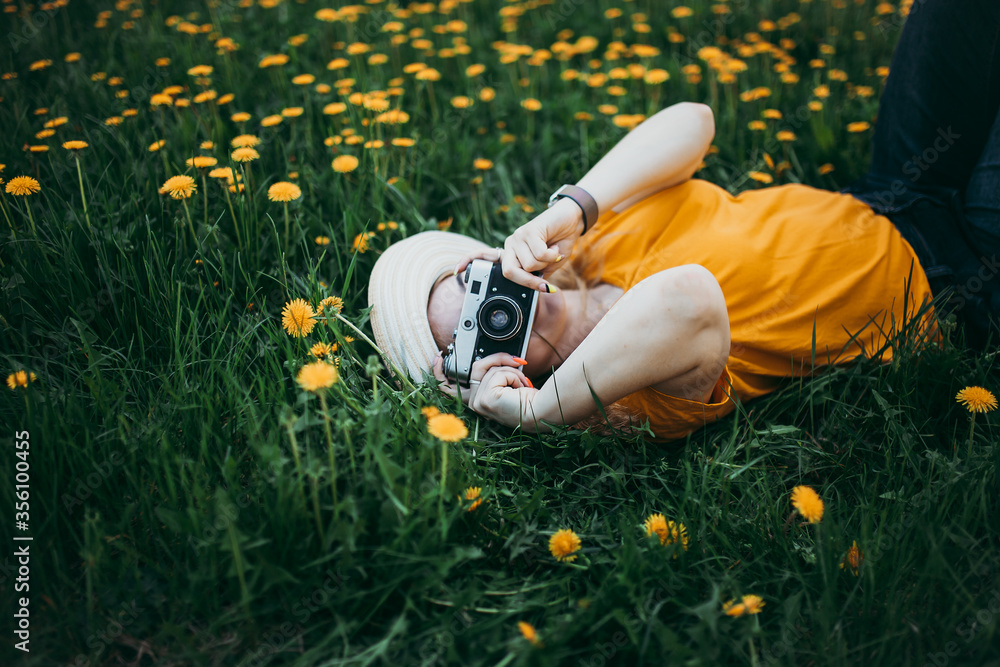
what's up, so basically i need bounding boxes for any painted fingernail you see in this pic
[512,356,528,365]
[525,377,534,388]
[555,254,563,262]
[546,284,559,293]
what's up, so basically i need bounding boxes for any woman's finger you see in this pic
[454,247,504,275]
[498,245,550,293]
[468,352,533,387]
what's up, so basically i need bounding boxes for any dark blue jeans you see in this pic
[841,0,1000,350]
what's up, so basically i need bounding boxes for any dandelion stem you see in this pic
[0,194,14,238]
[223,184,242,251]
[74,157,91,231]
[284,416,309,514]
[968,412,977,458]
[201,173,208,234]
[319,392,339,518]
[24,202,37,237]
[181,198,197,249]
[440,441,449,494]
[283,202,290,257]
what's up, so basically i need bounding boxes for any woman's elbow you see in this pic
[668,265,730,362]
[676,102,715,139]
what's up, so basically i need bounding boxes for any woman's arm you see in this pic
[456,102,716,293]
[577,101,716,216]
[465,264,731,432]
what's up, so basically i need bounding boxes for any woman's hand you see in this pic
[454,197,584,293]
[432,351,539,426]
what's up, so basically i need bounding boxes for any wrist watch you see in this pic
[547,184,598,235]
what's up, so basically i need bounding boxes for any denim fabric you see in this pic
[839,0,1000,349]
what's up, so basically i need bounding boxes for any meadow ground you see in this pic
[2,0,1000,665]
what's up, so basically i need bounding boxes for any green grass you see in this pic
[1,0,999,664]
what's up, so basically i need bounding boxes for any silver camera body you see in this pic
[442,259,539,387]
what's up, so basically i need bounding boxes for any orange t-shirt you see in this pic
[572,178,937,442]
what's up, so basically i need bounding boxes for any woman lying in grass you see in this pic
[369,0,1000,441]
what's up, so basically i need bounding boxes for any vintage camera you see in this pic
[442,259,538,387]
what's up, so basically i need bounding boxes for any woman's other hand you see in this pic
[432,351,538,425]
[454,196,584,293]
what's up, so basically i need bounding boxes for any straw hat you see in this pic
[368,230,492,382]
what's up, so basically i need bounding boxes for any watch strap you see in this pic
[547,184,598,234]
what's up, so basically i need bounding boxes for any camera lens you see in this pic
[488,309,509,330]
[477,296,522,341]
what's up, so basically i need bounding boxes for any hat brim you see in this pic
[368,230,491,382]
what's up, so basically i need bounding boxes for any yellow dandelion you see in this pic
[420,406,441,420]
[426,412,469,442]
[187,64,213,77]
[149,139,166,152]
[549,528,582,563]
[518,621,542,647]
[521,98,542,111]
[6,371,32,389]
[776,130,797,142]
[5,176,41,196]
[231,112,252,123]
[186,156,218,169]
[473,158,493,171]
[392,137,415,147]
[723,594,765,617]
[840,540,863,576]
[317,296,343,315]
[28,145,50,153]
[644,69,669,84]
[268,182,302,202]
[463,486,483,512]
[847,121,871,133]
[281,107,304,118]
[956,386,997,413]
[292,74,315,86]
[310,341,337,358]
[281,299,317,338]
[643,513,689,555]
[323,102,348,116]
[332,155,359,173]
[231,147,259,162]
[62,140,89,151]
[231,134,260,148]
[790,485,824,523]
[749,171,773,184]
[415,68,442,82]
[819,163,835,175]
[295,361,339,392]
[160,175,197,199]
[315,235,331,246]
[261,115,283,127]
[209,167,236,181]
